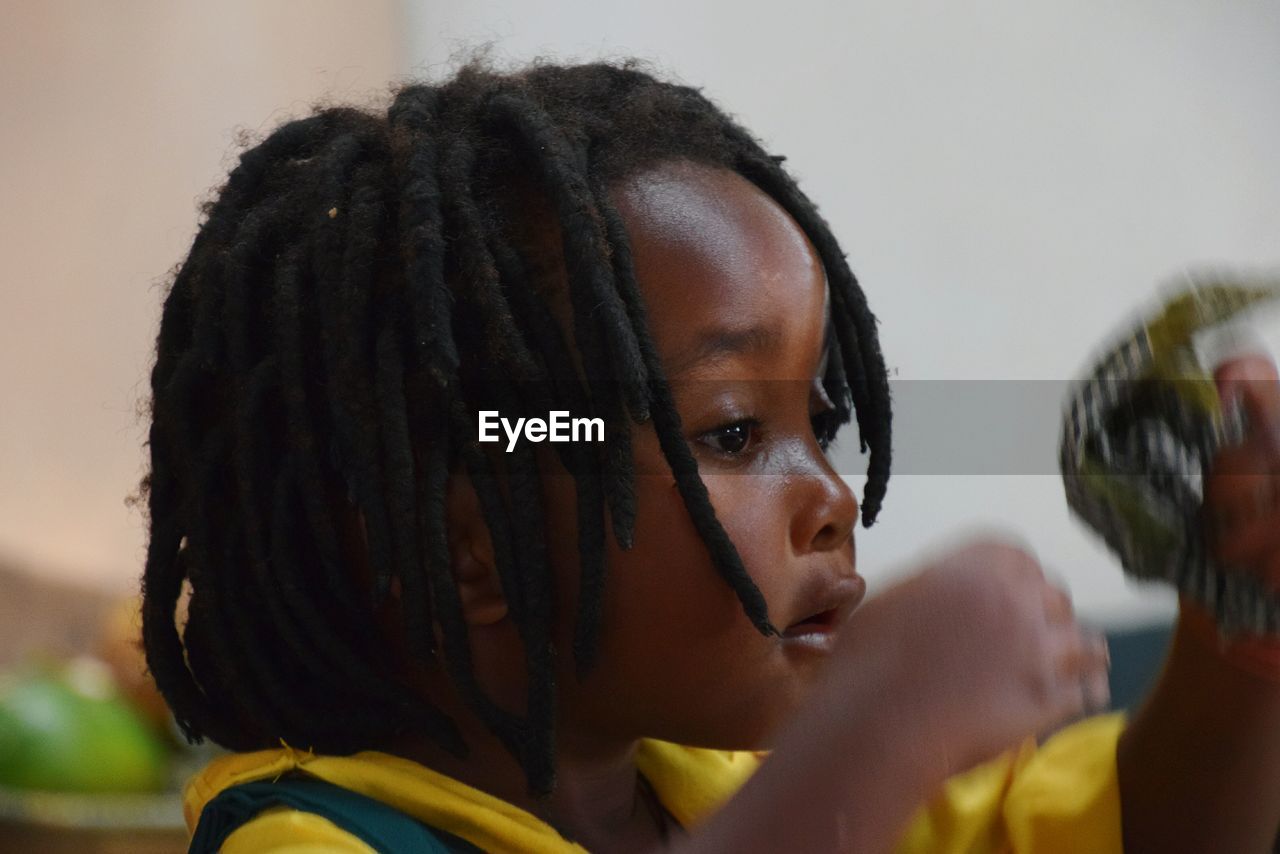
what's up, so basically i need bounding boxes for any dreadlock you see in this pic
[139,58,893,799]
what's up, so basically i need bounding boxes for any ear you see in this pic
[445,469,510,628]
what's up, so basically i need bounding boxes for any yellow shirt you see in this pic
[184,713,1126,853]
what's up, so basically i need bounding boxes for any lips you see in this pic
[782,573,866,638]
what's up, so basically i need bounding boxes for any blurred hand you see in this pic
[831,538,1110,780]
[668,538,1111,854]
[1204,353,1280,594]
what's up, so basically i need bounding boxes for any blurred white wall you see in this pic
[405,0,1280,622]
[5,2,1277,622]
[1,2,402,591]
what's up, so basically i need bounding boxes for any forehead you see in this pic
[607,160,828,380]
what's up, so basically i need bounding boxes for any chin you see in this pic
[687,680,815,752]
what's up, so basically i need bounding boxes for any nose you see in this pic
[790,453,859,556]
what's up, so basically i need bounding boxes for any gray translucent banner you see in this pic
[456,378,1280,476]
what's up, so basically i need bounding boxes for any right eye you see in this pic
[699,419,760,457]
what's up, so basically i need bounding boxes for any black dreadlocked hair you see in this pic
[138,58,892,799]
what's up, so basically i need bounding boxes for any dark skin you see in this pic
[1118,355,1280,853]
[386,160,1280,851]
[390,158,860,852]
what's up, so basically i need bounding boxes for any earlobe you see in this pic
[446,470,510,628]
[453,546,510,627]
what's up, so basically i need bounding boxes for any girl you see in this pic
[142,59,1280,852]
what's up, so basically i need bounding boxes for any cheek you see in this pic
[621,474,744,631]
[590,473,776,717]
[607,469,816,741]
[601,463,796,674]
[607,434,795,643]
[536,433,812,744]
[700,472,792,578]
[537,430,794,622]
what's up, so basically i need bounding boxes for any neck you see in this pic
[387,688,670,851]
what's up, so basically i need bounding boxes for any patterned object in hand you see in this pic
[1059,277,1280,637]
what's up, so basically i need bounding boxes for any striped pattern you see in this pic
[1059,278,1280,636]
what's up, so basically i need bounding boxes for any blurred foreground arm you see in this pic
[667,541,1110,853]
[1118,354,1280,853]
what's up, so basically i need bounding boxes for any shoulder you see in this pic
[220,805,375,854]
[635,739,768,828]
[896,713,1127,854]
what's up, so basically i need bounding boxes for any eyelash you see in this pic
[811,408,841,451]
[699,419,760,457]
[699,408,842,458]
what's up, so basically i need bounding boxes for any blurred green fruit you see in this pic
[0,658,168,793]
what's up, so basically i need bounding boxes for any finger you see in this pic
[1049,624,1109,711]
[1061,630,1111,717]
[1214,354,1280,456]
[1207,439,1278,478]
[1055,626,1109,677]
[1205,468,1280,523]
[1040,580,1075,625]
[1204,473,1280,566]
[1208,508,1280,571]
[1213,524,1280,595]
[1082,663,1112,715]
[1049,640,1111,727]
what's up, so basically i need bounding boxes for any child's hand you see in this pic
[833,538,1110,779]
[1205,353,1280,594]
[674,538,1109,854]
[1115,358,1280,854]
[1196,352,1280,679]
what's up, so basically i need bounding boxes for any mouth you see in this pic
[783,609,841,634]
[781,573,866,642]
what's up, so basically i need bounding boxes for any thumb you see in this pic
[1214,353,1280,457]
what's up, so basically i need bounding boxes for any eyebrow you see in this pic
[665,323,785,379]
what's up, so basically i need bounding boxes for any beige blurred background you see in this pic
[1,2,402,655]
[4,2,1279,641]
[1,6,1272,847]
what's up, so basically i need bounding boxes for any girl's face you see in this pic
[537,159,863,750]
